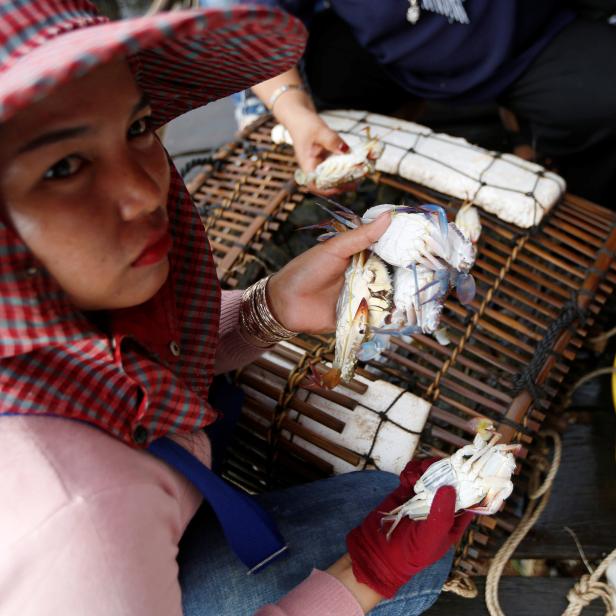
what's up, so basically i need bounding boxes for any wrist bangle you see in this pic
[239,276,298,347]
[267,84,304,111]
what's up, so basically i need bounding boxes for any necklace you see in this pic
[406,0,470,25]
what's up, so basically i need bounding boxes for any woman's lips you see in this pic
[132,230,172,267]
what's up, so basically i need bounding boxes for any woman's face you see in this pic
[0,61,171,310]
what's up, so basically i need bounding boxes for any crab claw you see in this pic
[357,334,390,361]
[313,202,358,230]
[419,203,449,238]
[320,367,342,389]
[468,418,496,438]
[465,483,513,515]
[303,363,342,391]
[317,195,358,217]
[417,270,449,305]
[456,272,476,305]
[372,324,421,338]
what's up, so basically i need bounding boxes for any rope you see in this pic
[562,367,616,409]
[484,430,616,616]
[485,429,562,616]
[511,295,586,401]
[443,570,479,598]
[588,326,616,346]
[426,233,529,401]
[562,548,616,616]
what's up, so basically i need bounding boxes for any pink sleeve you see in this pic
[255,569,364,616]
[215,289,269,374]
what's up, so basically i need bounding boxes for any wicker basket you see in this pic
[187,115,616,578]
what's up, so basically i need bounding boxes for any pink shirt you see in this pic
[0,291,362,616]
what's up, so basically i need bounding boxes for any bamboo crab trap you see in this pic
[186,113,616,580]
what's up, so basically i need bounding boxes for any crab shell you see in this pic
[383,430,517,528]
[362,205,438,268]
[294,139,384,190]
[332,252,392,383]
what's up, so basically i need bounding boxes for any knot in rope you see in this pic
[564,573,616,616]
[443,571,479,598]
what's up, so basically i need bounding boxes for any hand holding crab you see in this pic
[346,457,474,599]
[382,421,518,537]
[306,200,477,387]
[266,211,392,335]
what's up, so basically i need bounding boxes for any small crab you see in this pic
[294,129,384,191]
[362,204,476,308]
[382,421,519,539]
[320,250,392,388]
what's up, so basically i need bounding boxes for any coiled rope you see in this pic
[484,430,616,616]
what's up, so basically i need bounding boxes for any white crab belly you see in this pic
[399,461,487,519]
[391,266,443,333]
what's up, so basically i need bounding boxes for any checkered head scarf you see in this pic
[0,0,306,446]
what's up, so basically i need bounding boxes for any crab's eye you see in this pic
[43,156,84,180]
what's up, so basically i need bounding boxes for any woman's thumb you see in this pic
[325,212,391,259]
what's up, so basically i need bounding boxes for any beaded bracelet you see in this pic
[239,276,298,348]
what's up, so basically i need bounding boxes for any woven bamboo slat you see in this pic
[187,115,616,576]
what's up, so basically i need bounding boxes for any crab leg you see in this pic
[419,204,449,238]
[456,272,476,305]
[315,201,358,230]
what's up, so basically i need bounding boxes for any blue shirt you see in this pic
[276,0,574,102]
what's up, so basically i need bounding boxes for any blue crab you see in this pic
[305,200,476,385]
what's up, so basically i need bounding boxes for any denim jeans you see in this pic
[178,470,453,615]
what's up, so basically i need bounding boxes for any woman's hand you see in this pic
[252,67,352,195]
[284,107,354,195]
[266,212,391,334]
[345,459,474,599]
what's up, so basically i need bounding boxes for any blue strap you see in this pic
[148,437,287,574]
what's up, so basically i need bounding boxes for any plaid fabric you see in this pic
[0,163,222,447]
[0,0,305,446]
[0,0,307,125]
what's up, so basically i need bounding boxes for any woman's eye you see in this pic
[43,156,84,180]
[128,116,152,139]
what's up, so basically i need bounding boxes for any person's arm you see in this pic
[214,289,271,374]
[252,68,350,192]
[326,554,384,612]
[215,210,393,376]
[255,460,473,615]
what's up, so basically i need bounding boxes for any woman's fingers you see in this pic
[319,126,350,154]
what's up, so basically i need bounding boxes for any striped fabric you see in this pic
[0,0,306,447]
[0,0,307,126]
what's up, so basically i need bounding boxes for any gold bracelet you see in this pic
[267,83,304,111]
[239,276,298,347]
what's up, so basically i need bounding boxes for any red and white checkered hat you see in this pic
[0,0,307,125]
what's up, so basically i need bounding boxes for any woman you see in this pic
[0,2,471,614]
